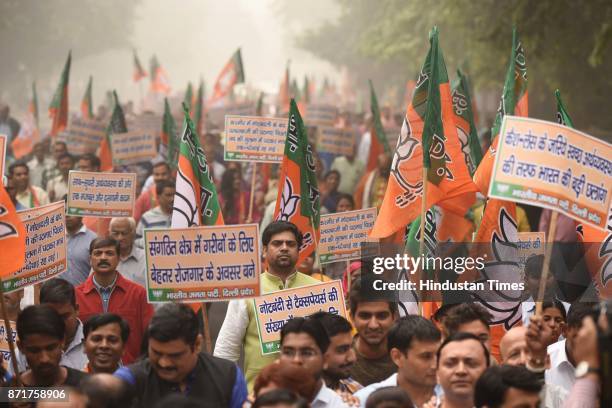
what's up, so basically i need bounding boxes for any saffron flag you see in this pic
[171,104,224,227]
[133,50,147,82]
[11,82,40,159]
[578,221,612,299]
[0,184,26,277]
[273,99,320,263]
[49,52,71,137]
[194,80,205,136]
[451,69,483,176]
[370,28,477,238]
[150,55,171,94]
[81,76,94,119]
[99,91,128,171]
[367,80,391,172]
[162,98,179,170]
[209,48,244,105]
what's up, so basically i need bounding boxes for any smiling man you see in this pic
[215,221,320,391]
[76,237,153,364]
[83,313,129,373]
[115,303,247,408]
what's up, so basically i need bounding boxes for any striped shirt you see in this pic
[135,206,171,248]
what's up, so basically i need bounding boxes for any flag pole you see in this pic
[309,216,323,282]
[200,303,212,353]
[246,163,257,223]
[0,278,22,385]
[417,167,428,315]
[535,211,558,315]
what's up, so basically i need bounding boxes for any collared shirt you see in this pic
[10,319,87,375]
[92,274,118,313]
[117,245,147,286]
[27,157,55,188]
[76,272,153,364]
[46,174,69,201]
[16,185,49,209]
[135,206,171,247]
[62,224,97,286]
[354,373,443,408]
[545,339,575,394]
[312,382,349,408]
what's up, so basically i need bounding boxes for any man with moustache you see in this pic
[76,237,153,364]
[215,221,320,391]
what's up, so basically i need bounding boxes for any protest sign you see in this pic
[0,134,6,176]
[516,232,545,269]
[316,127,355,156]
[59,117,106,155]
[304,104,337,127]
[224,115,287,162]
[490,116,612,230]
[0,321,17,370]
[254,280,347,355]
[67,171,136,217]
[319,208,378,264]
[2,202,67,293]
[144,224,261,302]
[110,130,157,165]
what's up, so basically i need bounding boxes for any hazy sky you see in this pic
[68,0,338,111]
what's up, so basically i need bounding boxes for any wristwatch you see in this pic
[575,361,600,378]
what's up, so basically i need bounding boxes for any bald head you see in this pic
[79,373,133,408]
[109,217,136,256]
[500,326,528,366]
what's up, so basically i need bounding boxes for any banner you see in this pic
[144,224,260,302]
[516,232,545,269]
[3,202,67,293]
[110,130,157,165]
[0,321,17,370]
[224,115,287,163]
[254,280,347,354]
[59,117,107,155]
[67,171,136,217]
[316,127,355,156]
[304,104,337,127]
[319,208,378,264]
[489,116,612,230]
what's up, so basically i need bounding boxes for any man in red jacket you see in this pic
[76,237,153,364]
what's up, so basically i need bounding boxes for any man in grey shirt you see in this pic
[63,213,97,286]
[110,217,147,286]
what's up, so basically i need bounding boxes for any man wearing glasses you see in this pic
[215,221,320,391]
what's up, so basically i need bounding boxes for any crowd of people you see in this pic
[0,94,606,408]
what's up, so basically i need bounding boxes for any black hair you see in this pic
[8,161,29,176]
[432,303,458,323]
[542,299,567,321]
[148,303,199,347]
[153,161,171,171]
[57,152,74,163]
[89,237,120,255]
[388,315,441,353]
[474,365,542,408]
[567,302,597,328]
[153,394,200,408]
[280,317,330,354]
[155,179,175,196]
[54,140,67,149]
[262,221,303,248]
[437,332,490,367]
[79,153,101,170]
[310,311,353,338]
[324,169,341,180]
[84,313,130,343]
[40,278,76,308]
[336,193,355,209]
[365,386,414,408]
[443,303,492,336]
[252,389,309,408]
[349,275,398,316]
[79,374,135,408]
[17,305,65,343]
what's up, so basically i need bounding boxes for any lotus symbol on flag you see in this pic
[0,206,18,240]
[172,169,199,227]
[469,208,523,329]
[456,125,475,174]
[601,235,612,286]
[277,178,300,221]
[392,117,423,207]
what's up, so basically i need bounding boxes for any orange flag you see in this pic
[370,28,477,238]
[578,222,612,299]
[0,184,26,277]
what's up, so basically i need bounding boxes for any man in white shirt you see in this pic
[279,317,348,408]
[27,141,55,188]
[110,217,146,286]
[355,316,442,408]
[545,302,596,394]
[9,161,49,208]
